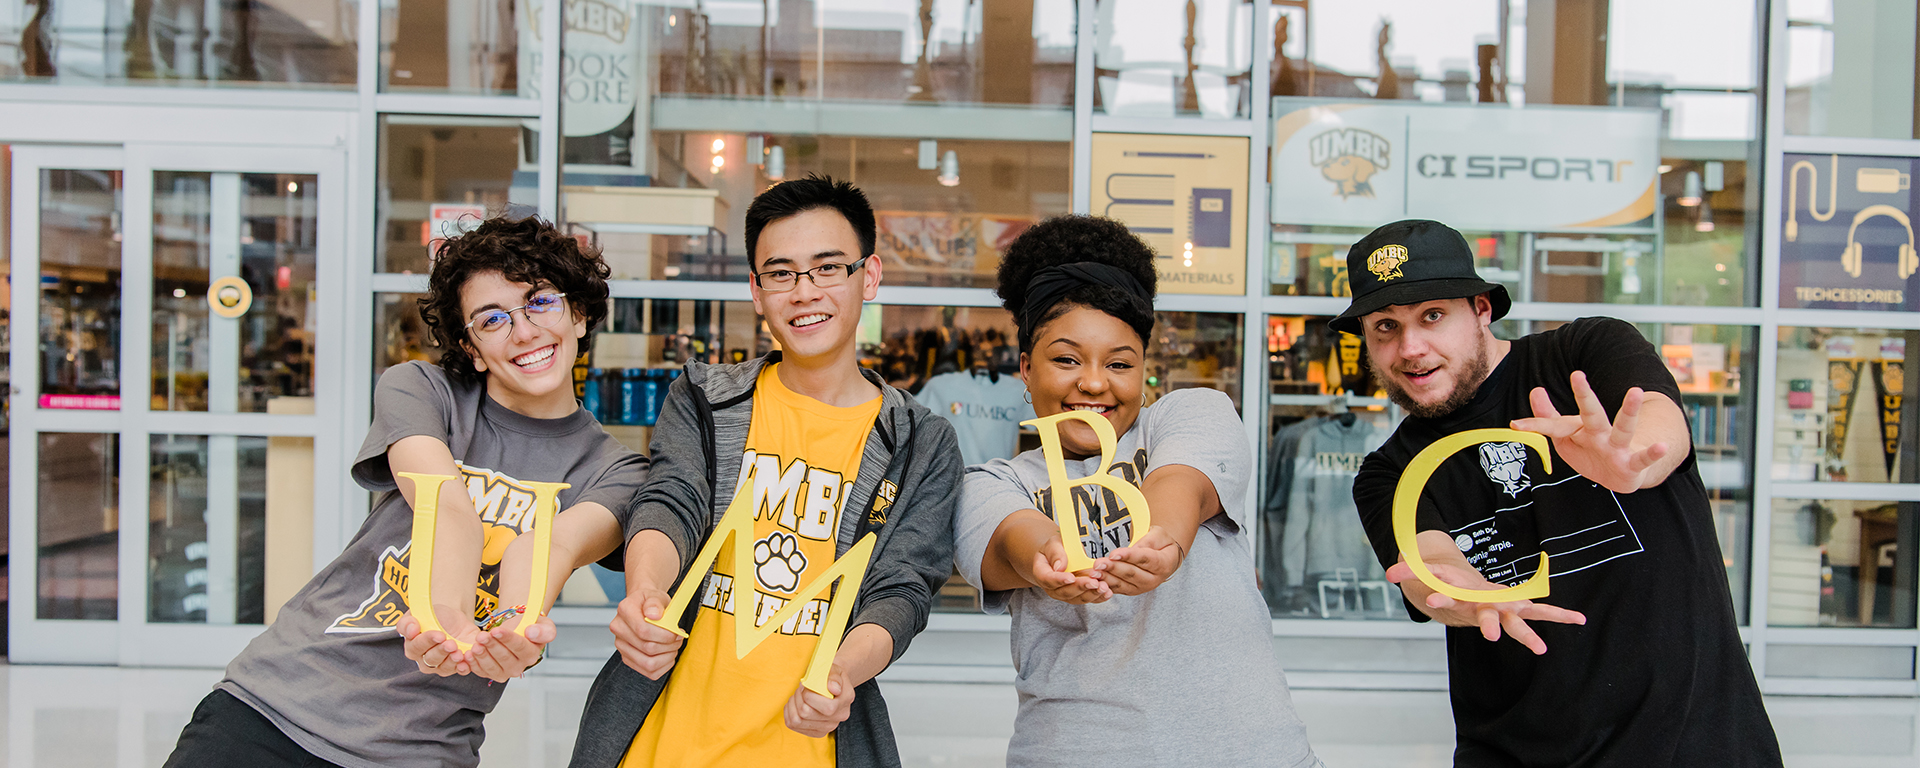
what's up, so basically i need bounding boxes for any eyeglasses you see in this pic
[752,255,870,293]
[464,292,568,344]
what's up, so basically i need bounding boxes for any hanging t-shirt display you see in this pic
[1282,415,1387,588]
[914,370,1034,466]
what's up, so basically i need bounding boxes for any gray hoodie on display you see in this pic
[568,353,962,768]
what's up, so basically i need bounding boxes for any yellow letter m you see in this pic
[645,483,876,695]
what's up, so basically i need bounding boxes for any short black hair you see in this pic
[996,215,1158,353]
[419,215,612,383]
[744,174,877,268]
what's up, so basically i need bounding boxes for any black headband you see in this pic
[1021,262,1154,340]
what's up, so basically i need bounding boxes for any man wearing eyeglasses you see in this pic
[569,175,963,768]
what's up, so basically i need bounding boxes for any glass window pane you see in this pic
[1775,327,1920,483]
[572,134,1070,286]
[38,432,117,620]
[0,0,357,87]
[39,168,122,409]
[237,172,319,412]
[152,171,212,411]
[383,0,518,94]
[150,172,317,413]
[1769,498,1916,629]
[149,434,275,624]
[377,117,526,274]
[1096,0,1252,118]
[1785,0,1920,139]
[1268,2,1758,305]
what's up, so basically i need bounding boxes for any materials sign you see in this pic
[1270,99,1660,232]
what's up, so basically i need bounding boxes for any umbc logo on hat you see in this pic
[1309,128,1392,199]
[1366,244,1408,282]
[1329,219,1511,335]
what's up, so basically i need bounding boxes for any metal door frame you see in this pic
[8,139,347,666]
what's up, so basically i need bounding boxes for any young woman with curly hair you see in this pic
[952,215,1325,767]
[163,214,648,768]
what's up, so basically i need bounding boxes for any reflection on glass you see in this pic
[377,118,524,274]
[1096,0,1251,118]
[1770,498,1916,629]
[39,168,122,408]
[1776,327,1917,484]
[1270,157,1752,305]
[38,432,118,620]
[574,135,1070,287]
[383,0,517,94]
[152,171,212,411]
[149,435,270,624]
[0,0,356,87]
[1261,315,1400,619]
[151,171,318,412]
[1784,1,1919,138]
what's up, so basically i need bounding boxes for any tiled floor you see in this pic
[2,662,1914,767]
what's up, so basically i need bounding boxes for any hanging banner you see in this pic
[1873,361,1904,477]
[1780,153,1920,310]
[1269,99,1659,232]
[520,0,638,137]
[1090,133,1250,296]
[1827,359,1861,481]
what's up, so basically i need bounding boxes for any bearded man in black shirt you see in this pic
[1337,220,1781,767]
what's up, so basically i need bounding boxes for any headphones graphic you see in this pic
[1841,204,1919,279]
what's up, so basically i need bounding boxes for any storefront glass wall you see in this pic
[11,0,1920,691]
[0,0,358,86]
[1268,0,1759,306]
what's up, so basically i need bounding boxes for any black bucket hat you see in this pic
[1329,219,1510,335]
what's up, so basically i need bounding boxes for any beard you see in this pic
[1382,342,1491,420]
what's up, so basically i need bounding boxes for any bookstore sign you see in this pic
[1780,153,1920,310]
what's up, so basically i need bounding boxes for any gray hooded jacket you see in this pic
[569,353,962,768]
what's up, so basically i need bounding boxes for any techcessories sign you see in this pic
[1270,99,1660,232]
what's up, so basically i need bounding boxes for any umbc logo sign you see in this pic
[1309,128,1392,199]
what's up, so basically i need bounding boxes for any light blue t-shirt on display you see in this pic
[914,370,1034,466]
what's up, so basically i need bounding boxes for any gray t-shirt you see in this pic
[217,362,648,768]
[955,389,1323,767]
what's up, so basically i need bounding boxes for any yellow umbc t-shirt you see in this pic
[624,364,882,768]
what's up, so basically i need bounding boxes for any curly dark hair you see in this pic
[744,174,877,268]
[996,215,1158,353]
[420,215,612,383]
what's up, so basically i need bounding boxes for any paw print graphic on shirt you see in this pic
[753,530,808,593]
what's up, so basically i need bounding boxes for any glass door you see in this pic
[8,144,346,666]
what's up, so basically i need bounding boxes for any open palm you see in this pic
[1509,371,1669,494]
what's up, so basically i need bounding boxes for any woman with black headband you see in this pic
[952,216,1323,766]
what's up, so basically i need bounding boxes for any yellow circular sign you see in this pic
[207,276,252,319]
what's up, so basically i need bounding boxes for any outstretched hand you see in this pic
[399,606,556,682]
[1510,371,1671,494]
[1092,525,1184,596]
[1386,558,1586,655]
[1028,535,1111,605]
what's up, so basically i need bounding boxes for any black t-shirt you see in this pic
[1353,318,1780,768]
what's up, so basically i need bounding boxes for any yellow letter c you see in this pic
[1393,428,1553,603]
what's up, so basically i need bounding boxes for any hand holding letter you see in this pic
[611,587,686,679]
[784,663,856,738]
[1093,525,1184,596]
[1387,556,1586,655]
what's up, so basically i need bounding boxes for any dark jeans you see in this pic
[164,689,346,768]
